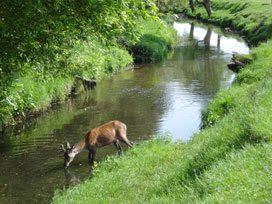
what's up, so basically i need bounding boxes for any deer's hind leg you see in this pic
[118,129,133,148]
[121,138,133,147]
[113,140,122,155]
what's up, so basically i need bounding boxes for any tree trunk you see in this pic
[217,35,221,50]
[189,23,195,39]
[203,27,212,47]
[189,0,195,12]
[203,0,212,17]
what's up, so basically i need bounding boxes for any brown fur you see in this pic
[61,120,133,168]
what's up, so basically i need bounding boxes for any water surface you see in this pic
[0,18,249,204]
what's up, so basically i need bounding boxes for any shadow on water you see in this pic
[0,18,249,204]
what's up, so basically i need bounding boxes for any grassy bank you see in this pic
[53,0,272,203]
[158,0,272,45]
[0,37,133,127]
[0,0,178,128]
[183,0,272,45]
[132,19,178,63]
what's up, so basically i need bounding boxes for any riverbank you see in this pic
[0,1,178,129]
[53,0,272,203]
[157,0,272,45]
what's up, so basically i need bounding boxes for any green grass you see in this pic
[155,0,272,45]
[53,78,272,202]
[52,111,272,203]
[53,60,272,202]
[0,75,74,124]
[0,38,133,125]
[52,138,186,204]
[68,37,133,80]
[53,0,272,203]
[132,19,179,63]
[183,0,272,45]
[202,39,272,128]
[176,144,272,203]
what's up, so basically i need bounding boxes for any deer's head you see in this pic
[60,142,77,168]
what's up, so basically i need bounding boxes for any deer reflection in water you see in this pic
[63,168,81,186]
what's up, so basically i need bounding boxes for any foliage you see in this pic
[0,0,164,127]
[0,0,157,83]
[0,75,74,125]
[235,54,254,65]
[133,34,169,63]
[155,0,187,13]
[67,38,133,80]
[132,19,179,62]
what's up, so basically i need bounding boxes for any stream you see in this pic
[0,18,249,204]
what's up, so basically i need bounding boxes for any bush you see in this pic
[132,19,179,63]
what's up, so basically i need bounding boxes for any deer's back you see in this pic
[85,120,125,148]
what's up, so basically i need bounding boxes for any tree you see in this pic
[189,0,212,17]
[189,0,195,12]
[203,0,212,17]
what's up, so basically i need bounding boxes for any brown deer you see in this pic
[60,120,133,168]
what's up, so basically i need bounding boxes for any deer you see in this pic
[60,120,133,168]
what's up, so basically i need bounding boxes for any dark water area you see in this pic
[0,19,249,204]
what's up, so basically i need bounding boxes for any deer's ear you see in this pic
[66,142,71,149]
[59,144,66,152]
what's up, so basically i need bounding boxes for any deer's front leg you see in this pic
[88,149,96,165]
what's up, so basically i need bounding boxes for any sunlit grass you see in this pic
[53,71,272,202]
[132,19,179,62]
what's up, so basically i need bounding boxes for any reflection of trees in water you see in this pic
[0,95,91,154]
[0,23,232,156]
[189,23,194,39]
[217,35,221,50]
[203,27,212,48]
[67,69,170,143]
[0,68,169,158]
[166,24,232,97]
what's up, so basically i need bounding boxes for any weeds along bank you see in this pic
[0,1,178,128]
[53,0,272,203]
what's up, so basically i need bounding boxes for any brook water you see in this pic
[0,18,249,204]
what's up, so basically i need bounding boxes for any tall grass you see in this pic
[202,40,272,128]
[68,38,133,80]
[132,19,179,63]
[0,75,74,124]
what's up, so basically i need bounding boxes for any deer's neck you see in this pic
[74,139,86,154]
